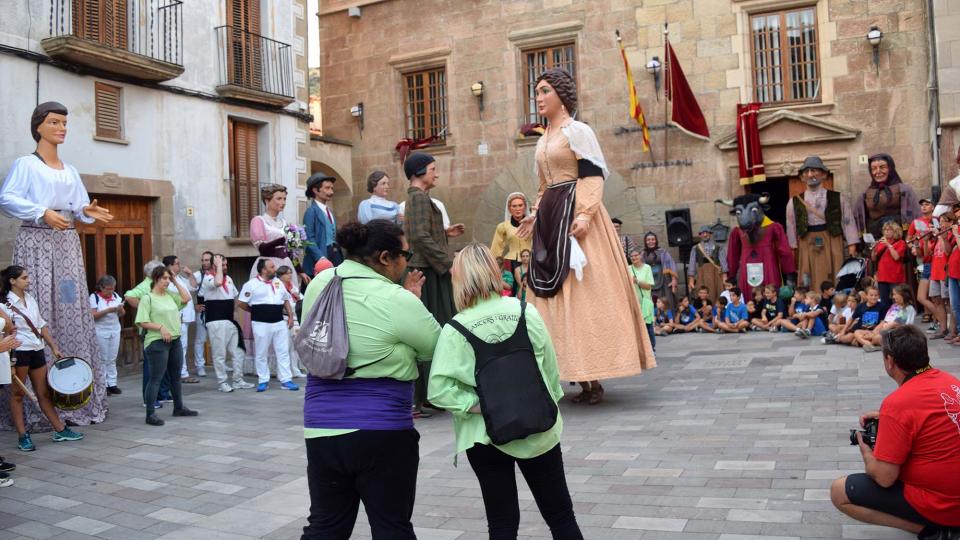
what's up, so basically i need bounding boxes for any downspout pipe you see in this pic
[927,0,943,198]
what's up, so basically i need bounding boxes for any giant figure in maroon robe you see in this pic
[726,194,796,298]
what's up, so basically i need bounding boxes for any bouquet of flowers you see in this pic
[283,224,313,267]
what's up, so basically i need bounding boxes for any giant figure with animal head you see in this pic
[725,193,796,298]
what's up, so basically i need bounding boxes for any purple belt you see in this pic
[304,376,414,430]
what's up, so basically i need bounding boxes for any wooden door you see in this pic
[226,0,262,90]
[229,119,260,237]
[77,196,152,373]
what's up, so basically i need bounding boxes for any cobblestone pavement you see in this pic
[1,330,957,539]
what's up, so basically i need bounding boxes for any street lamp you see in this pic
[350,102,364,135]
[471,81,485,118]
[867,25,883,75]
[646,56,661,99]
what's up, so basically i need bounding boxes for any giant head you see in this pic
[730,193,769,233]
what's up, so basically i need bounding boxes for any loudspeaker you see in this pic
[665,208,693,247]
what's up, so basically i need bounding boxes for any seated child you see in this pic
[751,284,784,331]
[692,286,715,331]
[818,281,835,325]
[778,291,827,338]
[856,284,917,351]
[673,296,703,333]
[713,296,728,330]
[719,279,735,304]
[717,287,750,333]
[654,297,674,336]
[827,293,853,335]
[857,276,876,303]
[830,286,885,346]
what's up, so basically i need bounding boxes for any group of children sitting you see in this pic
[654,279,916,352]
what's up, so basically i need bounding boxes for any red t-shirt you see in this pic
[875,239,906,284]
[909,217,934,263]
[948,235,960,280]
[873,369,960,526]
[931,237,949,281]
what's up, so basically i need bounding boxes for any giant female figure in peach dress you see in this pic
[517,69,655,404]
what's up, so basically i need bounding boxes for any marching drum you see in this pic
[47,357,94,410]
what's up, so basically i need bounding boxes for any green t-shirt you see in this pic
[134,291,185,348]
[300,260,442,439]
[630,264,655,324]
[428,295,563,461]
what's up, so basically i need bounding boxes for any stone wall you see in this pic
[318,0,934,253]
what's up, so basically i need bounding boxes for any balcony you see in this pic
[215,26,295,107]
[42,0,184,82]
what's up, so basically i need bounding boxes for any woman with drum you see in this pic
[1,265,84,452]
[135,266,198,426]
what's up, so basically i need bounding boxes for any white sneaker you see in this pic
[232,380,255,390]
[0,477,13,488]
[291,370,306,378]
[218,382,234,393]
[198,367,207,377]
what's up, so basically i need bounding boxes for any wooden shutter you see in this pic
[226,0,262,89]
[72,0,127,48]
[95,82,122,139]
[229,119,260,237]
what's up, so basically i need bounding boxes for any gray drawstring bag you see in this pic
[295,272,371,379]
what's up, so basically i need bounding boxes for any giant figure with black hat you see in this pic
[785,156,860,292]
[726,193,797,299]
[303,172,343,276]
[0,102,114,430]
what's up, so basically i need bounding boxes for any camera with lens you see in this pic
[849,418,879,448]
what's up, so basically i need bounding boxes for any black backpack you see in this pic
[447,301,558,445]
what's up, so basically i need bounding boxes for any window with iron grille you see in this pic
[94,82,123,139]
[750,7,821,105]
[523,43,576,126]
[403,67,447,142]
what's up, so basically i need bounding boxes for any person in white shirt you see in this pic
[0,310,21,487]
[1,265,84,452]
[162,255,201,381]
[202,255,254,393]
[191,251,213,378]
[239,259,298,392]
[88,275,125,395]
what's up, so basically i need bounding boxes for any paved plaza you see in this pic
[1,330,957,540]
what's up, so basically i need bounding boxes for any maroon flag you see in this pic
[736,103,766,185]
[665,42,710,140]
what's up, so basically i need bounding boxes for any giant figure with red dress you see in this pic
[726,193,796,298]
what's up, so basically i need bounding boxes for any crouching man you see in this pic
[831,325,960,539]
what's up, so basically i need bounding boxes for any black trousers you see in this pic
[466,443,583,540]
[302,429,420,540]
[143,338,184,416]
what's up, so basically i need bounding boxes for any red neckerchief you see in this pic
[282,280,300,301]
[257,275,276,292]
[208,270,229,293]
[98,292,114,302]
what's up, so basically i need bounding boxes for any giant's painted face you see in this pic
[731,197,766,232]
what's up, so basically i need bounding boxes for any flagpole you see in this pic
[663,23,669,163]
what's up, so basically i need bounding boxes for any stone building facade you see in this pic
[317,0,941,263]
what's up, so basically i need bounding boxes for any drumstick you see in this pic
[11,372,38,403]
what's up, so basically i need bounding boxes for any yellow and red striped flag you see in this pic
[617,31,651,152]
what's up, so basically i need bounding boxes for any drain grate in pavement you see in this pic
[684,356,752,369]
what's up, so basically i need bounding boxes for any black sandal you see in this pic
[570,389,590,403]
[588,384,605,405]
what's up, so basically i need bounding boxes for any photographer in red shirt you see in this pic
[831,325,960,538]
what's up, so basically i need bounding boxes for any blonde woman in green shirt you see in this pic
[135,266,197,426]
[427,242,583,539]
[629,248,657,350]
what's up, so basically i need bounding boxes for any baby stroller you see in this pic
[835,257,867,294]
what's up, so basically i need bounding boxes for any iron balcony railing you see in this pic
[48,0,183,66]
[215,25,294,99]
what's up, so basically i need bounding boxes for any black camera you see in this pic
[850,418,879,448]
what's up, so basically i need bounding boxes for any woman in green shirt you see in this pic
[135,266,197,426]
[300,220,441,539]
[428,242,583,539]
[629,249,656,350]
